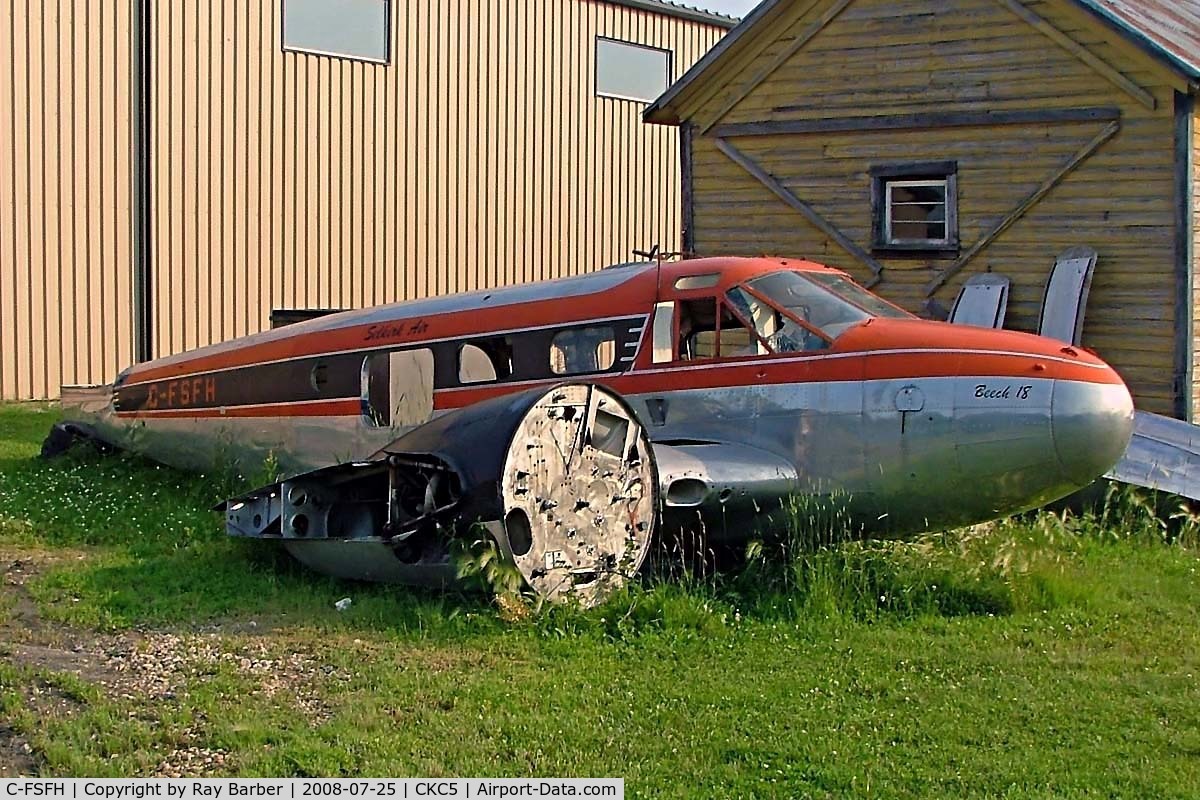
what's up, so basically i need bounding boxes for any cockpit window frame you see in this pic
[736,283,834,353]
[720,296,776,356]
[673,296,774,362]
[740,270,905,345]
[803,271,913,320]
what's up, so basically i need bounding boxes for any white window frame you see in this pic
[884,179,951,246]
[595,36,672,104]
[871,162,959,253]
[650,301,675,364]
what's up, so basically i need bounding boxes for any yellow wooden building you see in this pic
[0,0,733,400]
[646,0,1199,418]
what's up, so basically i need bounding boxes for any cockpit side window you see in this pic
[676,298,716,360]
[746,271,875,341]
[728,285,829,353]
[676,298,765,360]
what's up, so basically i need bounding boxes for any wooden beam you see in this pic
[715,138,885,286]
[925,120,1122,296]
[712,107,1122,138]
[680,123,696,256]
[1173,91,1195,421]
[991,0,1157,110]
[700,0,854,134]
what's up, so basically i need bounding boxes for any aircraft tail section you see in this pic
[43,384,121,458]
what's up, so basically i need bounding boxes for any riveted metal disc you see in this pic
[500,384,657,606]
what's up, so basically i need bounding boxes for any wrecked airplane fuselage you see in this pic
[55,257,1135,605]
[225,384,657,604]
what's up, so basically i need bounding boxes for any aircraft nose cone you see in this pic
[1051,378,1135,484]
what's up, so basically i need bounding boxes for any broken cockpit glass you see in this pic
[725,285,826,353]
[804,272,912,320]
[735,270,910,346]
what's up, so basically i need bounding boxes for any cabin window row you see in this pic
[458,328,618,385]
[361,322,632,427]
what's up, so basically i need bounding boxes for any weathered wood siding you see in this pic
[683,0,1189,415]
[1193,107,1200,417]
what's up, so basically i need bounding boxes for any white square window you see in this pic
[885,179,950,245]
[871,163,959,252]
[595,37,671,103]
[282,0,389,64]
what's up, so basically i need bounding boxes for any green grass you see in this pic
[1,403,1200,796]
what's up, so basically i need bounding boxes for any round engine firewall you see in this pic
[500,384,657,605]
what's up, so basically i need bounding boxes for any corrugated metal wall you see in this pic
[0,0,728,400]
[150,0,725,359]
[0,0,136,400]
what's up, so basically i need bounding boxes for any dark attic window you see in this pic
[870,162,959,255]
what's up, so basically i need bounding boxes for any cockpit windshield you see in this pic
[739,271,910,345]
[804,272,912,320]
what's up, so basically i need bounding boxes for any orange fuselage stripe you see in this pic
[114,349,1116,419]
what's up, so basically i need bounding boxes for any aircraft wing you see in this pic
[1105,410,1200,501]
[221,383,659,605]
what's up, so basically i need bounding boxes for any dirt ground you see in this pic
[0,547,337,777]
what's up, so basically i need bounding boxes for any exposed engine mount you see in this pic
[223,383,657,606]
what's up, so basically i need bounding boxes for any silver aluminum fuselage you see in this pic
[63,366,1134,540]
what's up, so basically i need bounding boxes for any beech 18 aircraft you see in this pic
[54,257,1135,604]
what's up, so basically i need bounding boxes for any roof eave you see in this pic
[643,0,790,126]
[1070,0,1200,88]
[605,0,738,29]
[647,0,1200,128]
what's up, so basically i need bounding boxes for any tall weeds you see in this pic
[531,482,1200,639]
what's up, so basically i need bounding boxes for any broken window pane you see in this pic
[870,163,958,250]
[550,327,617,375]
[886,180,949,243]
[459,339,513,384]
